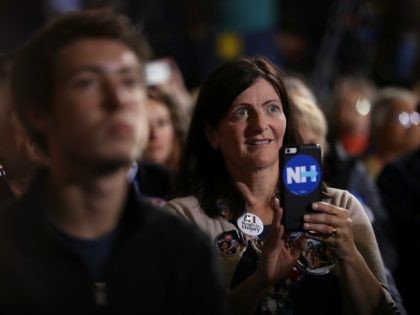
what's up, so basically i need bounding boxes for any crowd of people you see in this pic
[1,6,419,315]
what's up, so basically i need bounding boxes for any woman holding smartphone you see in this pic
[165,56,398,315]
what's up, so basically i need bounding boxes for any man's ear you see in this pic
[204,121,219,150]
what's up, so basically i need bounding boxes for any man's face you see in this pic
[44,38,148,170]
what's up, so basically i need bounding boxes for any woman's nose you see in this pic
[249,112,268,131]
[148,125,159,140]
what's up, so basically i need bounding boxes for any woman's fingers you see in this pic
[271,198,283,229]
[311,202,347,219]
[304,202,349,229]
[302,202,357,260]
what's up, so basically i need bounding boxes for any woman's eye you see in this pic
[122,75,140,88]
[266,103,282,115]
[233,107,249,119]
[72,77,97,90]
[156,117,171,128]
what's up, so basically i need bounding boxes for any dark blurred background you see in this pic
[1,0,420,105]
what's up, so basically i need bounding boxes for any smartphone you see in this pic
[145,60,171,86]
[280,144,322,231]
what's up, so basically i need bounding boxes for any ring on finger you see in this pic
[330,228,338,238]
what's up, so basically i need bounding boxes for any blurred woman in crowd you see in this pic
[142,88,189,170]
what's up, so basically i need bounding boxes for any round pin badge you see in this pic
[296,238,336,275]
[237,213,264,236]
[249,236,264,256]
[215,230,246,257]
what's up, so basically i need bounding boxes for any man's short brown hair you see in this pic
[11,9,150,152]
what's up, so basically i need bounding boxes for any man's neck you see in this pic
[45,166,129,239]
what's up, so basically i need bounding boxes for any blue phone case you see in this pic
[280,144,322,231]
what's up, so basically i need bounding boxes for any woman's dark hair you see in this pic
[174,56,303,220]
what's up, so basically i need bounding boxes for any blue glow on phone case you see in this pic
[282,154,321,196]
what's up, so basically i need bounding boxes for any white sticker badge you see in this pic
[237,213,264,236]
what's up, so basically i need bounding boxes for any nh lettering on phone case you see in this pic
[280,144,322,231]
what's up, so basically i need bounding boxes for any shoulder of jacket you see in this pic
[325,187,359,207]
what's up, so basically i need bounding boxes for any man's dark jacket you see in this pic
[0,171,226,315]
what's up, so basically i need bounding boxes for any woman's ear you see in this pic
[205,121,219,150]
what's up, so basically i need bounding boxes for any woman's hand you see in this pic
[254,200,301,287]
[303,202,358,262]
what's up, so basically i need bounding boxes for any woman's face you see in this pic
[143,98,175,165]
[337,89,371,135]
[380,99,419,154]
[207,78,286,173]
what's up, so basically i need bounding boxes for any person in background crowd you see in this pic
[321,76,399,273]
[377,103,420,315]
[363,87,419,181]
[289,90,406,315]
[327,76,376,158]
[165,56,398,315]
[145,57,195,115]
[142,87,189,170]
[290,92,328,156]
[0,53,42,203]
[288,75,399,272]
[135,87,190,205]
[284,75,318,107]
[0,9,226,314]
[129,160,173,205]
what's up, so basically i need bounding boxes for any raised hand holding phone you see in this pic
[280,144,322,232]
